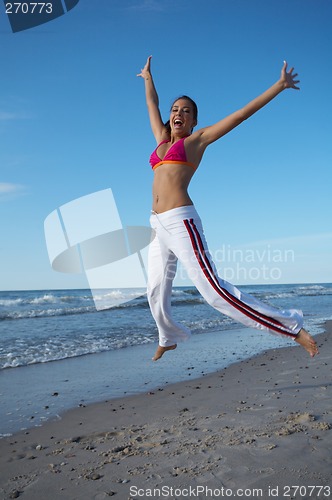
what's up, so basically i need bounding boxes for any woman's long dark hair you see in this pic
[164,95,198,135]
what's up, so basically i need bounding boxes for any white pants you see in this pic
[147,205,303,347]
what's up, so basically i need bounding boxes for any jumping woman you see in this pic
[137,56,318,361]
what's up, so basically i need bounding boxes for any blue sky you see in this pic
[1,0,331,291]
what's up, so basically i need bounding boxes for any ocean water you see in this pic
[0,283,331,435]
[1,283,331,370]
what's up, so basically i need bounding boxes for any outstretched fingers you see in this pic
[282,60,300,90]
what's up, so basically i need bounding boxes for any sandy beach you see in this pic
[0,323,331,500]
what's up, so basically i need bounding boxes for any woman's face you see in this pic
[170,99,197,135]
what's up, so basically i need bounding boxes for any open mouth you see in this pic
[174,119,183,127]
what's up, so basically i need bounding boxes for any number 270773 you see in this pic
[5,3,53,14]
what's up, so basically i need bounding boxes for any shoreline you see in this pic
[1,324,305,437]
[0,323,331,499]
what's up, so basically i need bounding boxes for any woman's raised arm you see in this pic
[137,56,167,143]
[198,61,300,147]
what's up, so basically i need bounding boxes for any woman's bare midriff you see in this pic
[152,163,195,213]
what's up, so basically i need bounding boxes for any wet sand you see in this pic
[0,323,331,499]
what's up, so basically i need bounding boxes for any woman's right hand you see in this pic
[280,60,300,90]
[137,55,152,79]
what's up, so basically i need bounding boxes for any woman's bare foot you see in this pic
[294,328,319,357]
[152,344,177,361]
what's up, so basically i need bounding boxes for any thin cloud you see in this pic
[0,107,31,121]
[0,183,26,199]
[0,111,19,121]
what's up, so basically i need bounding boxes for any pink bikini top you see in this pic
[149,137,196,171]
